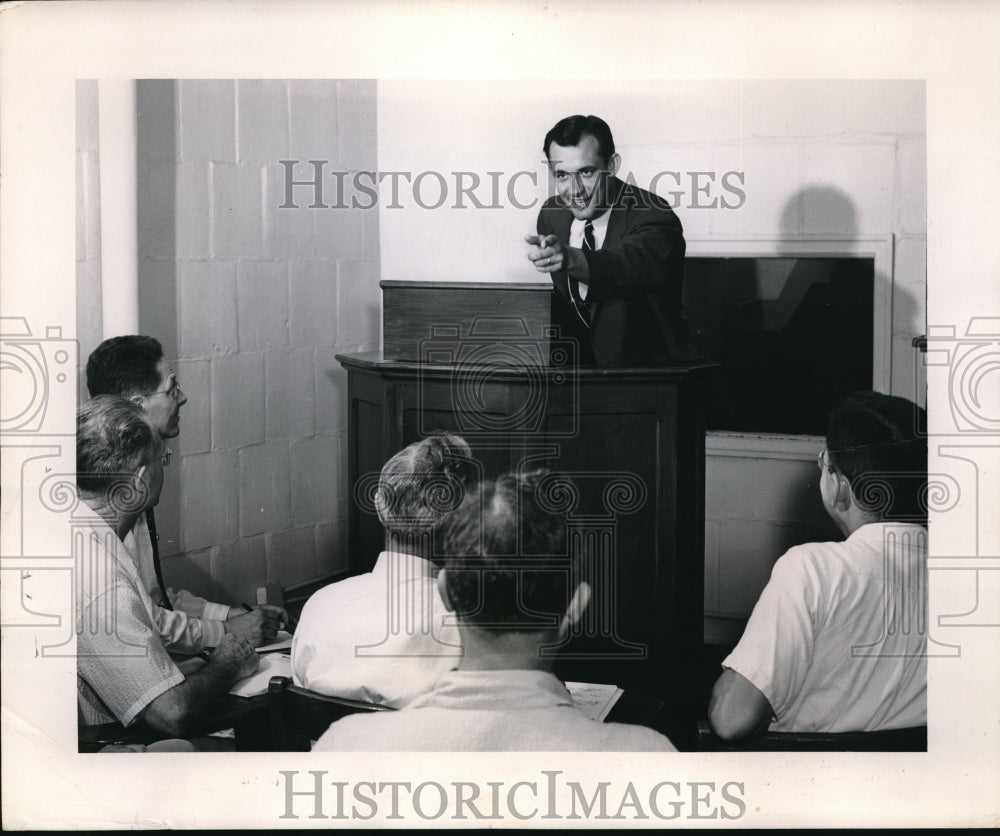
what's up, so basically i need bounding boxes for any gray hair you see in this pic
[376,433,478,538]
[76,395,158,495]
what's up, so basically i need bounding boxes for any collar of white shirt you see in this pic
[371,550,437,580]
[408,669,575,711]
[570,208,612,250]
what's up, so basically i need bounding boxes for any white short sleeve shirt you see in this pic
[722,522,928,733]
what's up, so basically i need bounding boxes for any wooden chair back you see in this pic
[696,719,927,752]
[267,675,393,751]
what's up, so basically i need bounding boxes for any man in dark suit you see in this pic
[526,114,690,366]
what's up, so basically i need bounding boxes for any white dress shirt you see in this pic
[291,551,462,708]
[313,668,677,751]
[568,209,611,299]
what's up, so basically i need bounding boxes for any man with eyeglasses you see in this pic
[708,391,928,742]
[524,114,691,367]
[75,395,260,740]
[86,335,287,656]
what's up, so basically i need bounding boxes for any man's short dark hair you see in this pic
[376,432,479,541]
[543,115,616,164]
[77,395,159,495]
[826,390,927,522]
[440,470,577,634]
[86,335,164,398]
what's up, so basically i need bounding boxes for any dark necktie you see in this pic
[145,508,174,611]
[569,221,595,326]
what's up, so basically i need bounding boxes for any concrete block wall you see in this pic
[135,79,380,604]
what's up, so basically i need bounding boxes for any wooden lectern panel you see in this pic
[381,280,553,363]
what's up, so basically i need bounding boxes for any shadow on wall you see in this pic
[780,184,857,235]
[780,183,921,396]
[780,184,920,340]
[768,187,858,534]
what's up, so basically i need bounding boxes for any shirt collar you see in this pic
[571,206,611,233]
[409,669,574,711]
[847,521,928,543]
[86,514,143,575]
[372,550,438,579]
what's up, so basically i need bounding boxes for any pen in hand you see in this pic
[245,600,294,636]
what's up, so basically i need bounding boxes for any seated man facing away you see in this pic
[76,396,259,738]
[313,470,677,751]
[86,334,286,656]
[291,433,478,707]
[709,391,928,742]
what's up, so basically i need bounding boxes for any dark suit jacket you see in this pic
[537,176,690,367]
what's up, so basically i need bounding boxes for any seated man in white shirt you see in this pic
[75,396,259,739]
[291,433,478,707]
[86,334,286,654]
[313,470,676,751]
[709,390,928,742]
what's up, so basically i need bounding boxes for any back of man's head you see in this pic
[77,395,158,496]
[826,390,927,523]
[86,335,164,398]
[543,114,615,163]
[376,433,478,556]
[439,470,577,634]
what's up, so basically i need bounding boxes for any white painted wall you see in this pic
[379,78,925,394]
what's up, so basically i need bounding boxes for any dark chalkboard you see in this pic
[683,256,875,435]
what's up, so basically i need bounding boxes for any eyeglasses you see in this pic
[150,381,183,401]
[817,448,832,472]
[144,445,173,468]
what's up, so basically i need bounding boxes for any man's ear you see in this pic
[129,393,147,409]
[607,153,621,177]
[834,473,854,512]
[123,465,151,514]
[436,569,455,613]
